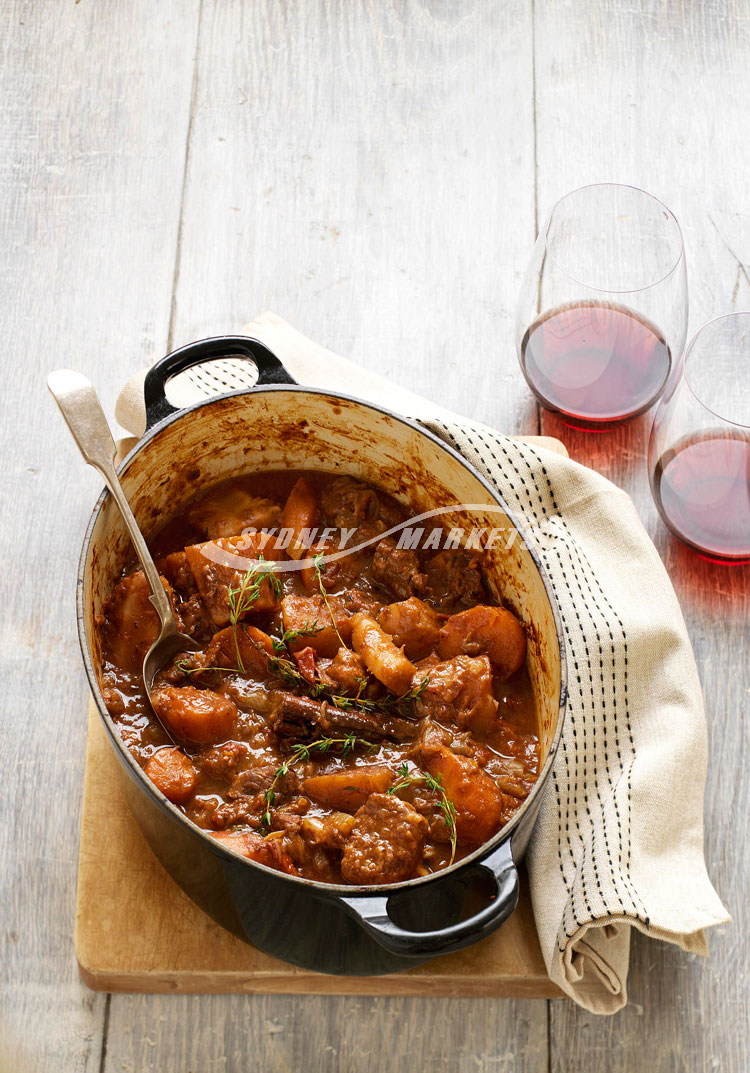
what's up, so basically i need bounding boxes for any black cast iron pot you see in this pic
[77,336,567,975]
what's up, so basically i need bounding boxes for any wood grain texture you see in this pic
[3,0,749,1070]
[0,2,199,1071]
[532,1,750,1070]
[105,991,549,1073]
[168,0,540,436]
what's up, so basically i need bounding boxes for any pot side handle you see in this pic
[339,840,519,959]
[143,335,297,429]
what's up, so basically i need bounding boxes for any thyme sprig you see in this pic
[326,673,430,717]
[173,657,244,677]
[252,636,430,720]
[387,761,458,865]
[271,620,323,654]
[227,556,281,671]
[261,735,378,827]
[264,647,309,687]
[313,553,346,649]
[381,674,431,718]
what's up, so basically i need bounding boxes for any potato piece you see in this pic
[151,685,238,744]
[281,477,320,560]
[102,571,176,675]
[350,612,416,695]
[303,765,395,812]
[185,532,281,627]
[203,624,273,676]
[420,743,505,844]
[378,597,442,660]
[281,593,351,658]
[210,829,298,875]
[438,605,527,678]
[144,746,198,804]
[187,488,281,539]
[416,655,499,735]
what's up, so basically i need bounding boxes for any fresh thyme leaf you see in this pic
[263,647,306,687]
[174,658,198,676]
[375,674,431,718]
[227,555,281,672]
[271,620,323,654]
[174,658,244,677]
[387,763,458,865]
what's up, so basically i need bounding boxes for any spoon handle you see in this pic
[47,369,177,633]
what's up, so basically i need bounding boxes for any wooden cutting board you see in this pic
[75,433,567,997]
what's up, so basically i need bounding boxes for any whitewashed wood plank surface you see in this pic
[0,2,200,1071]
[166,0,539,436]
[2,0,749,1071]
[532,1,750,1070]
[106,993,548,1073]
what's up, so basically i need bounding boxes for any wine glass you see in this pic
[648,312,750,563]
[515,183,688,429]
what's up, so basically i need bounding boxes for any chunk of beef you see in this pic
[155,551,199,598]
[421,548,486,610]
[197,741,251,782]
[174,593,213,642]
[187,488,282,539]
[317,647,366,695]
[321,476,379,527]
[228,765,283,798]
[270,692,418,744]
[184,533,281,627]
[209,798,260,829]
[210,829,298,875]
[370,538,426,601]
[378,597,443,660]
[341,793,427,884]
[350,612,416,695]
[415,655,499,735]
[438,605,527,679]
[299,542,365,591]
[338,588,384,617]
[270,693,325,740]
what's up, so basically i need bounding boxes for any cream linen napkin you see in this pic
[115,312,729,1014]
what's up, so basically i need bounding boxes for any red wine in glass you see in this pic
[651,430,750,561]
[520,301,671,426]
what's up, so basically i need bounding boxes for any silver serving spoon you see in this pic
[48,370,200,743]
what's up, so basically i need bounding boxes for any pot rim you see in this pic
[77,382,568,897]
